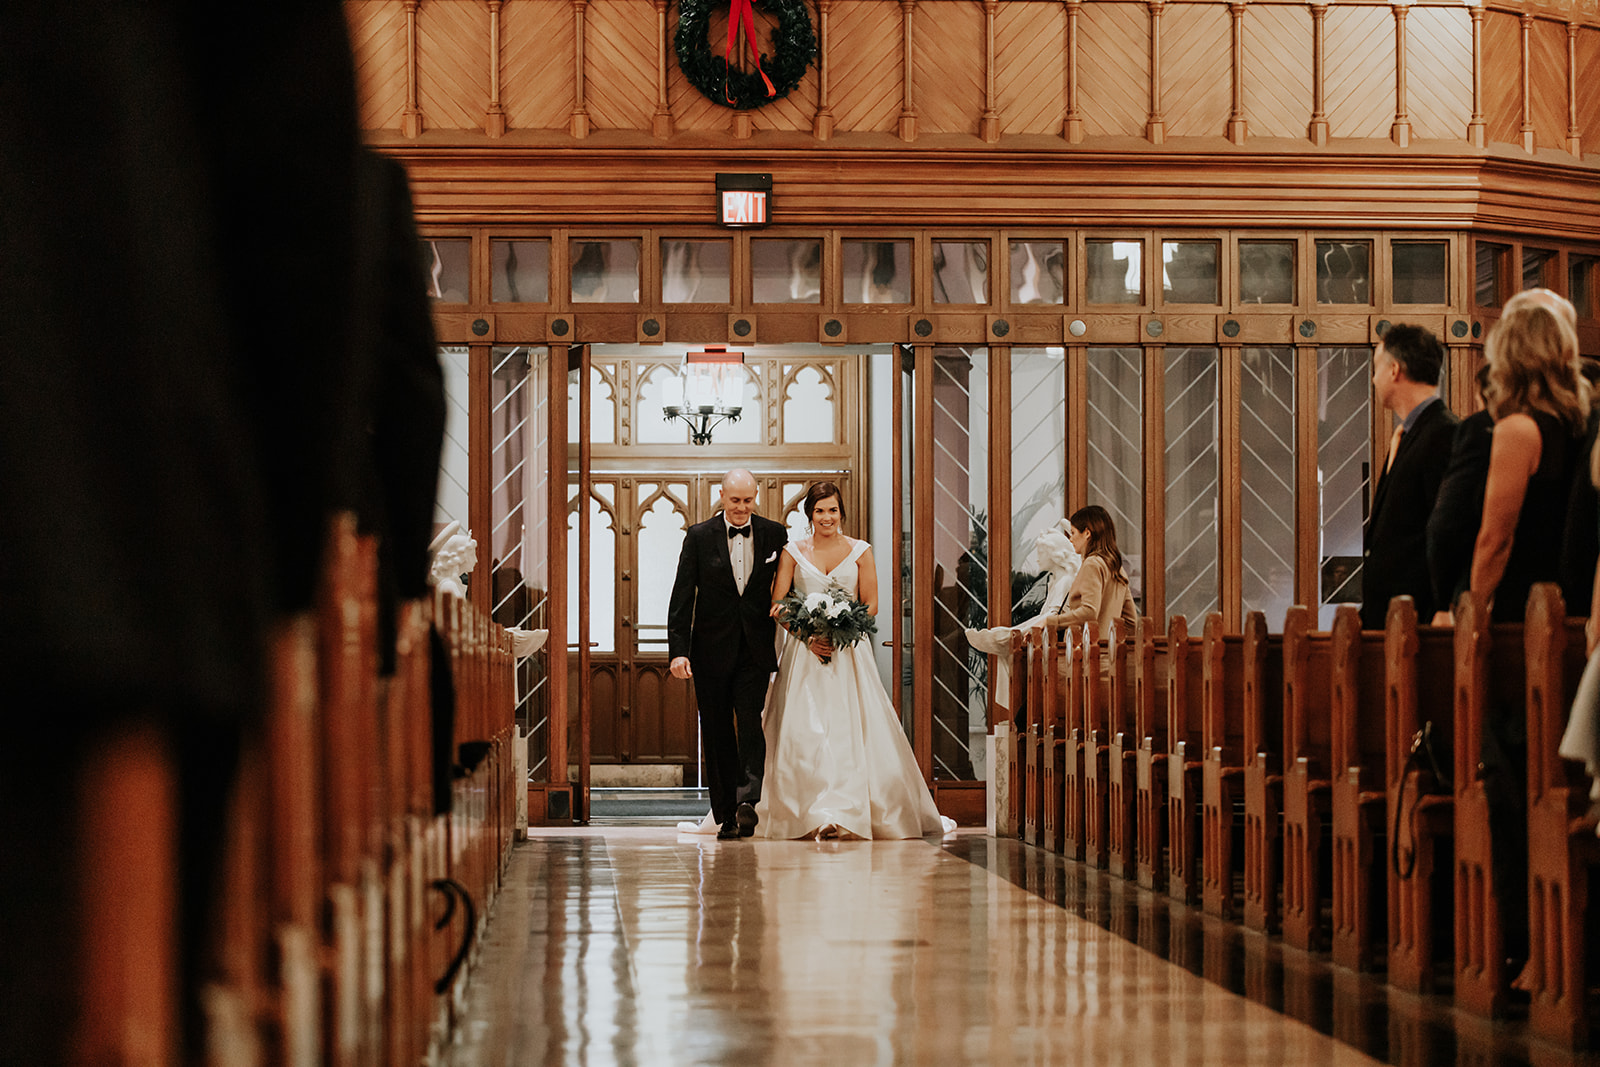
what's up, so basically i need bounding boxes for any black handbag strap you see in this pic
[1392,722,1452,880]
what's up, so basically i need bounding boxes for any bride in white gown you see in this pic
[755,482,955,841]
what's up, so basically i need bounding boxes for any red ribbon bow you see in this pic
[725,0,777,103]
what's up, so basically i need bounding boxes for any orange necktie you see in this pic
[1383,423,1404,477]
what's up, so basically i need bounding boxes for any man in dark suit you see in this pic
[668,470,788,839]
[1362,324,1459,629]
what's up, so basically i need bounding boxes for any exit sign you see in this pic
[715,172,772,228]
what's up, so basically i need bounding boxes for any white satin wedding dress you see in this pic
[754,540,955,840]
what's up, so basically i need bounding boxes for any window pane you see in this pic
[1162,241,1220,305]
[1476,242,1509,308]
[1316,240,1371,305]
[1164,347,1219,621]
[1087,347,1144,606]
[933,241,990,304]
[1392,241,1447,304]
[1010,241,1066,304]
[841,240,912,304]
[752,239,821,303]
[1317,346,1371,628]
[566,490,615,653]
[1240,347,1296,624]
[1571,255,1596,319]
[1523,247,1556,292]
[635,484,690,653]
[636,364,688,444]
[570,239,640,303]
[661,239,730,303]
[423,239,471,302]
[1010,349,1067,617]
[490,240,549,303]
[566,365,615,444]
[436,345,471,530]
[1087,240,1144,304]
[1239,241,1295,305]
[782,364,836,443]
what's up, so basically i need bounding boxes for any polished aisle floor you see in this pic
[446,826,1533,1066]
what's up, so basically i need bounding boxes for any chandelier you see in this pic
[661,345,747,445]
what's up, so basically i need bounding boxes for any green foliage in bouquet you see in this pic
[775,583,877,665]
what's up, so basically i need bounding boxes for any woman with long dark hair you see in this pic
[1058,505,1137,639]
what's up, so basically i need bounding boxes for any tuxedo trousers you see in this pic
[695,631,769,826]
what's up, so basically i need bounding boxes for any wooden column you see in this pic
[814,0,835,139]
[571,0,591,139]
[1294,345,1320,611]
[913,344,935,777]
[899,0,918,142]
[1521,13,1535,153]
[1220,347,1242,630]
[1468,5,1486,147]
[1064,0,1085,143]
[981,0,1001,143]
[1568,22,1582,156]
[1391,3,1412,147]
[402,0,423,138]
[989,345,1012,730]
[1066,346,1087,509]
[653,0,673,138]
[1147,1,1167,144]
[487,0,507,137]
[547,346,569,794]
[1227,3,1248,146]
[575,344,592,819]
[1308,3,1328,146]
[1143,342,1166,621]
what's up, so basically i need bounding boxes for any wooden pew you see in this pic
[1242,611,1285,934]
[1165,615,1207,904]
[1061,622,1088,862]
[1040,622,1070,853]
[1523,583,1599,1046]
[1202,613,1247,919]
[1082,629,1111,869]
[1280,605,1334,951]
[1385,595,1457,994]
[1006,634,1028,839]
[1135,617,1175,891]
[1106,621,1140,880]
[1329,603,1390,971]
[1021,628,1043,846]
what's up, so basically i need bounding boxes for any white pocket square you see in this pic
[764,551,779,564]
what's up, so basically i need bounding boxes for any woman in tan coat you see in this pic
[1056,505,1137,639]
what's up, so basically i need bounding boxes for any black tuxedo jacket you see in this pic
[1362,398,1459,629]
[667,514,788,675]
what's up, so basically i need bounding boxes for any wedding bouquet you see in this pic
[775,584,878,665]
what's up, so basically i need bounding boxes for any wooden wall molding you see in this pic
[899,0,918,141]
[571,0,590,139]
[487,0,507,137]
[1392,3,1412,147]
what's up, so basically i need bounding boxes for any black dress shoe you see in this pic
[717,822,740,840]
[736,802,758,837]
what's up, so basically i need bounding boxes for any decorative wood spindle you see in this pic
[982,0,1001,143]
[1308,3,1328,145]
[402,0,422,138]
[571,0,591,139]
[1228,2,1247,145]
[653,0,673,138]
[1521,13,1535,152]
[899,0,918,142]
[1147,1,1166,144]
[1567,22,1581,156]
[1064,0,1084,143]
[814,0,835,139]
[1468,5,1486,147]
[487,0,507,137]
[1392,3,1411,147]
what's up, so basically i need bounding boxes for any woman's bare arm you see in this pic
[856,544,878,615]
[1469,413,1542,608]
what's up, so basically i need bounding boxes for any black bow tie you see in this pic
[728,524,751,539]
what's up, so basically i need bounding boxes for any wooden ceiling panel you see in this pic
[996,4,1064,136]
[503,1,574,131]
[418,0,490,131]
[1325,7,1394,140]
[829,1,903,134]
[1242,5,1312,140]
[915,1,984,135]
[1160,5,1230,139]
[1080,2,1149,138]
[348,0,407,132]
[1406,8,1471,142]
[1484,12,1523,146]
[1530,19,1570,151]
[587,0,655,132]
[1580,28,1600,152]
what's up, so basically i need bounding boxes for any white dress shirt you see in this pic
[725,516,753,594]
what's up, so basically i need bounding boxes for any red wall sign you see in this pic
[720,189,768,226]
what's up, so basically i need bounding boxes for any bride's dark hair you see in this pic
[804,481,846,524]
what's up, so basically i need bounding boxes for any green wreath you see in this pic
[675,0,817,111]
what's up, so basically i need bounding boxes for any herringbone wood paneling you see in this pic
[1483,12,1523,147]
[828,0,903,134]
[1579,28,1600,152]
[418,0,490,131]
[1160,5,1230,138]
[503,0,575,130]
[916,2,984,135]
[994,5,1063,136]
[1406,8,1471,141]
[1530,19,1569,151]
[1242,5,1311,139]
[588,0,655,131]
[1325,7,1394,140]
[348,1,407,131]
[1081,3,1149,137]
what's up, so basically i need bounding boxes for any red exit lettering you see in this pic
[720,190,766,226]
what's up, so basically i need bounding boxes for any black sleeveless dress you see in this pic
[1492,409,1586,622]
